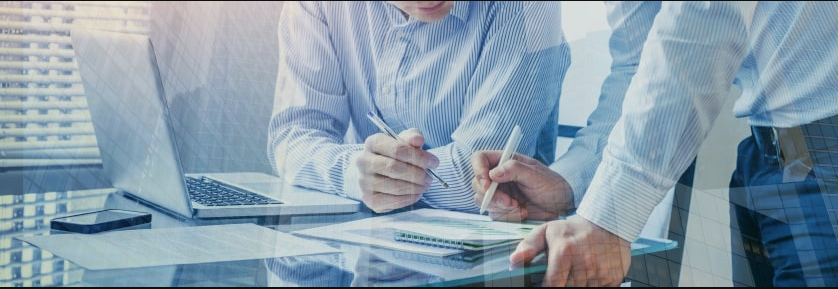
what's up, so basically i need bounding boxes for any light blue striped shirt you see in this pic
[567,1,838,242]
[269,1,570,213]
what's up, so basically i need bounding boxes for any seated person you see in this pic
[269,1,570,213]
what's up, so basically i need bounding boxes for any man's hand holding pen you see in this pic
[470,151,574,222]
[356,128,439,213]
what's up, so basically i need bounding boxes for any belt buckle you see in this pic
[774,126,814,183]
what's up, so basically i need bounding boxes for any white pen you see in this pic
[479,125,523,215]
[366,111,450,188]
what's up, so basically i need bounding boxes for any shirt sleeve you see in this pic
[268,2,363,199]
[577,1,758,242]
[551,1,661,208]
[418,1,571,213]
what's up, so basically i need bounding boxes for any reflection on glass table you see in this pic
[265,241,521,287]
[264,237,677,287]
[1,189,114,287]
[3,189,676,287]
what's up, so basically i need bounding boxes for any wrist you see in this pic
[571,214,631,245]
[341,150,365,201]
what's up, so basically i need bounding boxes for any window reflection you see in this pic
[0,190,111,286]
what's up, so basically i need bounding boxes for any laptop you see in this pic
[70,28,360,219]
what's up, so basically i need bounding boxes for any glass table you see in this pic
[1,188,676,287]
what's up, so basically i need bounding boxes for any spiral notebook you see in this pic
[391,215,537,251]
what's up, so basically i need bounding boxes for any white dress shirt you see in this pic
[564,1,838,241]
[269,2,570,213]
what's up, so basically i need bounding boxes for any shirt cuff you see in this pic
[576,155,677,242]
[341,151,364,201]
[550,149,601,209]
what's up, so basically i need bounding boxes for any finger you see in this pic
[472,150,503,169]
[568,259,592,287]
[471,177,485,196]
[489,190,515,209]
[471,177,486,209]
[365,133,438,169]
[585,242,613,287]
[476,184,515,210]
[510,223,549,266]
[483,187,528,221]
[470,172,492,196]
[471,150,500,188]
[359,174,430,196]
[542,233,572,287]
[543,251,572,287]
[587,275,607,287]
[473,183,512,208]
[397,128,425,148]
[360,153,431,185]
[362,191,422,213]
[486,191,521,214]
[566,270,578,287]
[488,205,526,222]
[472,178,485,204]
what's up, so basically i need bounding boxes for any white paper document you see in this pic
[17,223,340,270]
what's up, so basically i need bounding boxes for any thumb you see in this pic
[510,223,548,267]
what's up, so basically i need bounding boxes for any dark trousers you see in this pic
[729,117,838,287]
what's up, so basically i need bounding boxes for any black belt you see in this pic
[752,114,838,157]
[750,114,838,181]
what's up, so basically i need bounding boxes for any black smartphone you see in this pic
[50,209,152,234]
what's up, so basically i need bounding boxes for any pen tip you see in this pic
[367,111,375,117]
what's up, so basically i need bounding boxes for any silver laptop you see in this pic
[70,28,360,219]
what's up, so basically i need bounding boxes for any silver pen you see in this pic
[366,111,450,188]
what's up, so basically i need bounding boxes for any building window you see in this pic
[0,1,150,168]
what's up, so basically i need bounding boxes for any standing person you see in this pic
[472,1,838,286]
[270,1,570,214]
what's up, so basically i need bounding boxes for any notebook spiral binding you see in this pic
[393,231,467,250]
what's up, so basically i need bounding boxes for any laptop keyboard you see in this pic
[186,177,283,207]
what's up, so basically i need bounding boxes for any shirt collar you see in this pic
[448,1,470,23]
[384,2,409,26]
[384,1,470,26]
